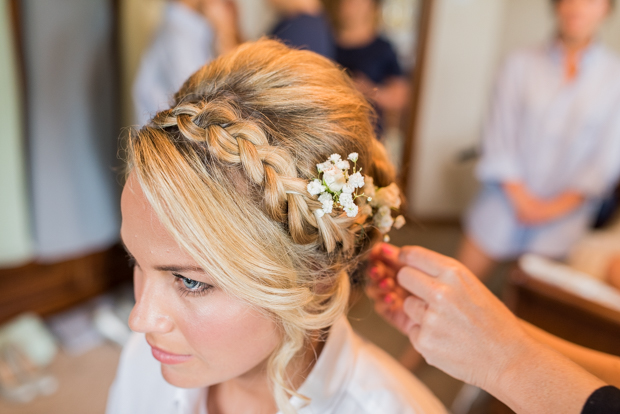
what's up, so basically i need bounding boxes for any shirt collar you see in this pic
[547,38,604,69]
[290,316,357,412]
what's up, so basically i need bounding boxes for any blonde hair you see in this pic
[127,39,396,413]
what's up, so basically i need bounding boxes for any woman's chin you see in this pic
[160,364,215,389]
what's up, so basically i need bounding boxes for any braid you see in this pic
[150,99,365,253]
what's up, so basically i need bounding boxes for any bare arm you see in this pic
[503,181,584,224]
[521,320,620,388]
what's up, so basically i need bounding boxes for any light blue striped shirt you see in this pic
[133,3,215,126]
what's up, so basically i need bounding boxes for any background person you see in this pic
[269,0,336,59]
[133,0,239,125]
[327,0,408,136]
[459,0,620,281]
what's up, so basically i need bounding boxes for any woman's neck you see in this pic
[558,35,593,81]
[207,336,325,414]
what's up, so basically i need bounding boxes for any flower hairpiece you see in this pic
[307,153,406,238]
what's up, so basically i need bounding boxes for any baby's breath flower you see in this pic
[341,183,355,194]
[319,192,334,214]
[394,215,406,230]
[329,154,342,163]
[335,160,350,170]
[344,203,359,218]
[316,161,332,173]
[307,179,326,196]
[348,152,358,162]
[339,192,353,207]
[348,172,365,189]
[315,209,325,218]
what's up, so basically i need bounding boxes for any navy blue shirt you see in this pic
[336,36,402,85]
[271,13,336,60]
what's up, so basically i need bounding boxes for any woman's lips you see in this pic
[150,345,193,365]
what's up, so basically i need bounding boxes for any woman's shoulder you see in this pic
[345,331,448,414]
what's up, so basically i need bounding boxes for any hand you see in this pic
[503,182,584,225]
[366,244,414,334]
[368,244,532,390]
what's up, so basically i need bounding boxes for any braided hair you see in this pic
[127,39,397,413]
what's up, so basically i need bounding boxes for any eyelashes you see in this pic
[173,274,214,298]
[126,257,213,298]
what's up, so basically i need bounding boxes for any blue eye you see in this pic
[182,277,200,290]
[173,274,213,297]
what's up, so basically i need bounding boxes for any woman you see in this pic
[328,0,408,135]
[106,40,446,414]
[269,0,335,59]
[368,243,620,413]
[460,0,620,281]
[133,0,239,125]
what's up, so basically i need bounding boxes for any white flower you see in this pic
[348,152,359,162]
[319,192,334,214]
[341,183,355,194]
[316,161,332,173]
[344,203,359,218]
[363,175,375,199]
[315,209,325,218]
[339,192,354,207]
[393,215,406,229]
[335,160,350,170]
[329,154,342,163]
[323,165,346,192]
[371,183,401,209]
[373,205,394,233]
[348,172,365,189]
[307,179,326,196]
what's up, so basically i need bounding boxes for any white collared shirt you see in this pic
[132,2,215,125]
[106,317,447,414]
[477,42,620,199]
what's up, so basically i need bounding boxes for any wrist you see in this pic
[483,330,537,399]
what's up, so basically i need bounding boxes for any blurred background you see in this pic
[1,0,620,413]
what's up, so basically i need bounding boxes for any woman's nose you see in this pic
[128,277,174,334]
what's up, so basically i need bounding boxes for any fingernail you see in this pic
[383,294,395,304]
[382,244,397,256]
[379,278,392,290]
[369,267,379,280]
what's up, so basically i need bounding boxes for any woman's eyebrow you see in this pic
[155,265,205,273]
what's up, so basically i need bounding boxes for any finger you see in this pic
[378,277,395,291]
[407,324,422,348]
[396,266,441,303]
[367,264,385,282]
[365,284,383,302]
[383,292,403,312]
[399,246,458,277]
[403,296,427,325]
[380,243,403,270]
[368,261,394,282]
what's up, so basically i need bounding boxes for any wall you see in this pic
[407,0,620,219]
[407,0,506,218]
[0,0,33,266]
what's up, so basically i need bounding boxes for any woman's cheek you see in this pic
[178,291,280,365]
